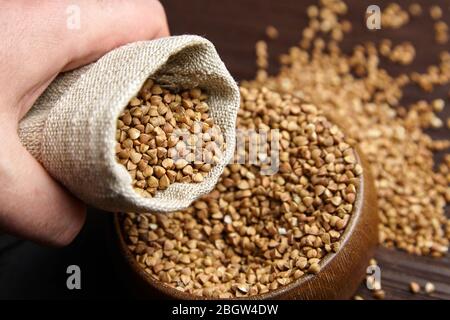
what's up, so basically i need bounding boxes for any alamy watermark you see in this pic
[66,265,81,290]
[366,264,382,290]
[168,122,280,175]
[66,4,81,30]
[366,5,381,30]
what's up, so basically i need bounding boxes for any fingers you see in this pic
[1,0,170,119]
[0,127,86,246]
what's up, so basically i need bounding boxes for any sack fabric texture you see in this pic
[18,35,240,213]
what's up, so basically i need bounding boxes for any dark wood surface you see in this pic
[160,0,450,300]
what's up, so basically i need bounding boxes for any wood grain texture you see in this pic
[160,0,450,300]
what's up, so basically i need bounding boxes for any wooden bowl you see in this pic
[112,147,378,299]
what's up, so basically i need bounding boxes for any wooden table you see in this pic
[161,0,450,300]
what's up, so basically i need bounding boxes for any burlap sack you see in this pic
[18,35,239,213]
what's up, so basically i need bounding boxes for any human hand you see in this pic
[0,0,169,246]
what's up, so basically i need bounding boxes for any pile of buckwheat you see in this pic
[121,0,449,298]
[116,79,223,197]
[122,88,361,298]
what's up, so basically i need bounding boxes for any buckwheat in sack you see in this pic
[18,35,240,213]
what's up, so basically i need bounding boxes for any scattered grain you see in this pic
[266,25,279,39]
[409,281,421,294]
[430,5,443,20]
[373,289,386,300]
[382,3,409,29]
[242,0,449,257]
[408,3,422,17]
[425,282,435,294]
